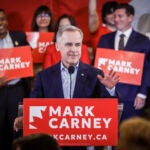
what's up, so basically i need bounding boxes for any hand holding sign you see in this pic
[14,116,23,132]
[0,76,7,87]
[134,96,145,110]
[97,69,120,89]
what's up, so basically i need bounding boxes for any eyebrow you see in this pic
[65,42,81,46]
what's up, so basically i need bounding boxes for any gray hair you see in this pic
[56,25,83,43]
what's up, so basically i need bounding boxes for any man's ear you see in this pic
[55,43,60,51]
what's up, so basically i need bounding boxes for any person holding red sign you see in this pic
[43,14,91,69]
[98,3,150,121]
[0,9,31,150]
[30,5,55,88]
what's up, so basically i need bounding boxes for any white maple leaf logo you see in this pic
[29,106,47,129]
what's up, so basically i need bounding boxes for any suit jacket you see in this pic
[98,30,150,103]
[9,31,31,97]
[31,61,114,98]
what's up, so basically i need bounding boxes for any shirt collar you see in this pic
[61,61,79,72]
[117,28,133,38]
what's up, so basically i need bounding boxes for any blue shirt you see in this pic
[61,62,78,98]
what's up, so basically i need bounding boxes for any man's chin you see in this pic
[68,61,79,66]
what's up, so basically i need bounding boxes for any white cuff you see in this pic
[137,93,147,100]
[106,86,116,96]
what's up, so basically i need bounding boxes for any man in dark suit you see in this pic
[31,25,119,98]
[98,3,150,121]
[30,25,119,150]
[0,9,31,150]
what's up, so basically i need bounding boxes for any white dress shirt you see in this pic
[115,28,132,51]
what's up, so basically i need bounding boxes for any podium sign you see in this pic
[0,46,33,81]
[94,48,145,85]
[24,98,118,146]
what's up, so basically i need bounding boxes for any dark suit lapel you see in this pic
[124,30,137,51]
[9,32,19,47]
[110,32,116,49]
[73,62,88,98]
[51,62,64,98]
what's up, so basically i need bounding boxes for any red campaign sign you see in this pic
[94,48,145,85]
[0,46,33,81]
[23,98,118,146]
[26,32,54,63]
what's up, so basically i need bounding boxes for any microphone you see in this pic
[68,66,75,98]
[68,66,75,74]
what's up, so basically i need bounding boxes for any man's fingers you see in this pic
[113,75,120,82]
[97,74,103,80]
[108,69,113,76]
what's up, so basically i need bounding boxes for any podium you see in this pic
[106,103,124,150]
[23,98,119,146]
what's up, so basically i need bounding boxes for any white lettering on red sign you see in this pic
[98,58,140,75]
[0,57,30,71]
[48,106,111,129]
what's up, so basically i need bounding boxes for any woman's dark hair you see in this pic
[102,1,118,24]
[31,5,54,31]
[53,14,77,42]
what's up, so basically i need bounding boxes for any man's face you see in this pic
[0,11,8,39]
[57,30,82,68]
[114,9,133,32]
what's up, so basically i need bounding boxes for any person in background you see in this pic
[98,3,150,121]
[0,9,31,150]
[116,117,150,150]
[30,5,55,87]
[31,5,54,32]
[129,0,150,31]
[12,133,61,150]
[89,0,118,54]
[138,13,150,39]
[43,14,91,69]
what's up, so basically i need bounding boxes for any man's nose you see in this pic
[71,45,77,51]
[114,16,119,22]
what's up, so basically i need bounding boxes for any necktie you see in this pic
[118,34,125,50]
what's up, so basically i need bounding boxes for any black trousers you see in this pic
[0,81,26,150]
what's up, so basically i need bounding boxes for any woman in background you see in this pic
[31,5,54,32]
[43,14,91,69]
[89,0,118,53]
[30,5,55,87]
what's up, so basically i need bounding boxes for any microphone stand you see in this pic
[70,74,72,99]
[68,66,75,99]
